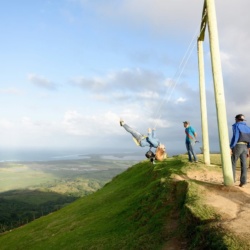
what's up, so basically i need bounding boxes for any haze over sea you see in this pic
[0,148,180,162]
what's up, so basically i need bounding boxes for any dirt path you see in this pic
[186,165,250,242]
[163,164,250,249]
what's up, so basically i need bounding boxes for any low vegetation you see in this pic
[0,155,248,249]
[0,157,136,233]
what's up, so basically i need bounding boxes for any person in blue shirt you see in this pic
[230,114,250,187]
[183,121,198,163]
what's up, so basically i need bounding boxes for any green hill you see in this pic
[0,156,248,249]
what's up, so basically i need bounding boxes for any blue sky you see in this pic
[0,0,249,155]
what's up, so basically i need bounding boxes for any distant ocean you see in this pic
[0,148,182,162]
[0,148,147,162]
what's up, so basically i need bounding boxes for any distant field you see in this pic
[0,156,138,193]
[0,155,139,232]
[0,163,56,192]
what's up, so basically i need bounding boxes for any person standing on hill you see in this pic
[183,121,198,163]
[230,114,250,187]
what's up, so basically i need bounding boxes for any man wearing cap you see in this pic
[230,114,250,187]
[183,121,198,163]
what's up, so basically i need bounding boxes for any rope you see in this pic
[152,26,200,129]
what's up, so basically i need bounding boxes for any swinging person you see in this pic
[120,119,166,161]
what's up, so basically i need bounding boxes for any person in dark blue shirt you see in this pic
[230,114,250,187]
[183,121,198,163]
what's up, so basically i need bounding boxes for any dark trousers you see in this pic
[231,144,248,184]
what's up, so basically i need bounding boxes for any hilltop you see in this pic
[0,154,249,249]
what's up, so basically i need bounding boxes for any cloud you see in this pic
[69,67,198,123]
[175,97,186,104]
[70,76,107,92]
[69,64,202,126]
[70,68,165,101]
[137,91,159,99]
[62,110,121,136]
[0,88,23,95]
[0,119,14,129]
[28,73,58,90]
[0,116,63,148]
[71,68,164,91]
[73,0,203,35]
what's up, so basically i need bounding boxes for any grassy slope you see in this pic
[0,155,248,249]
[0,158,182,250]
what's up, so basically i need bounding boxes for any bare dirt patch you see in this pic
[186,164,250,241]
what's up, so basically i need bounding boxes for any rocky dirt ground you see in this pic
[187,165,250,242]
[164,159,250,250]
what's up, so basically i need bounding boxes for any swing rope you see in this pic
[152,26,200,129]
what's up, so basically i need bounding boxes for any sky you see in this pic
[0,0,250,156]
